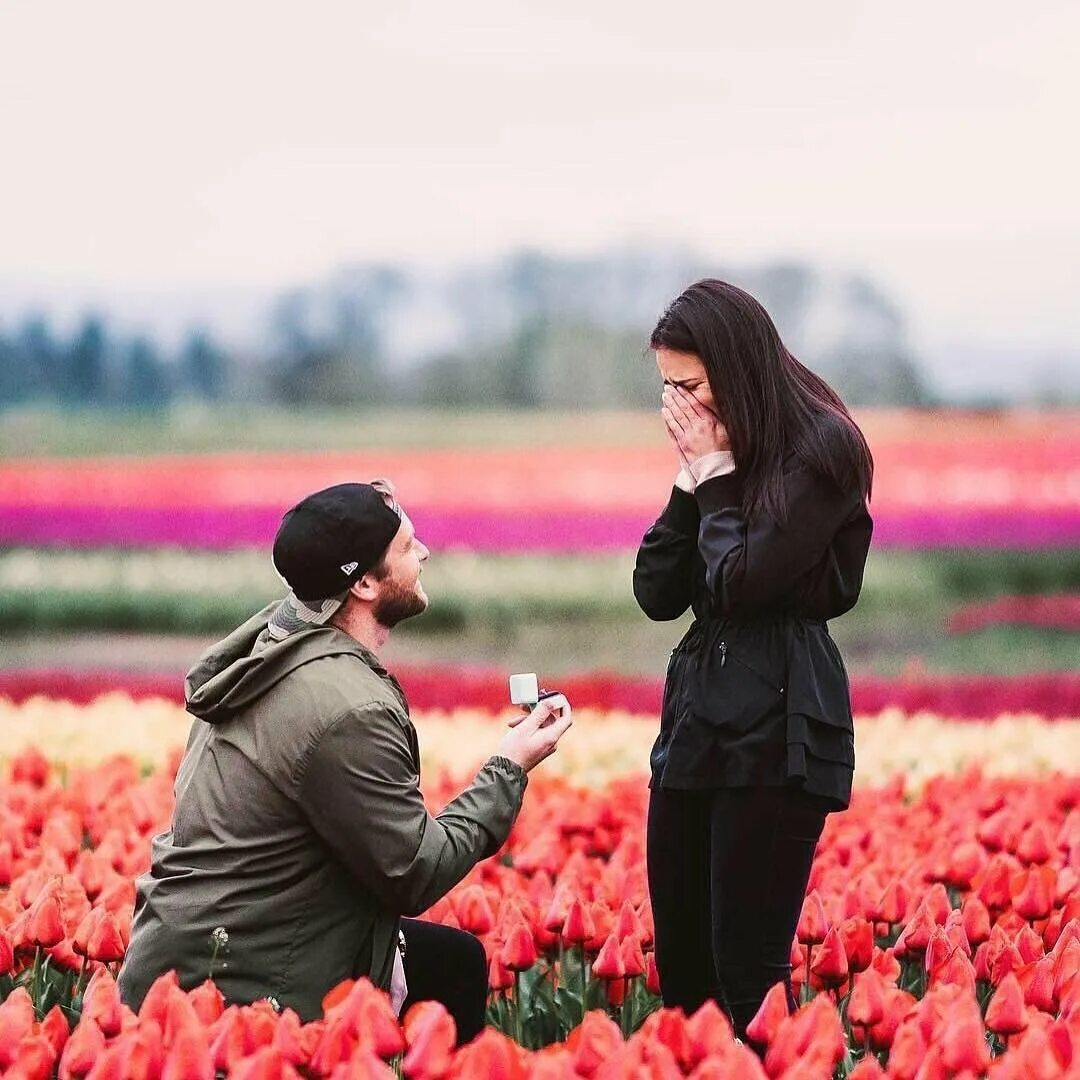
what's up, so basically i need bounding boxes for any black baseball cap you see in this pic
[272,482,402,603]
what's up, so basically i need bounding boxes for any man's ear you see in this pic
[350,574,379,603]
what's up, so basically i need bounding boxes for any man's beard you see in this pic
[373,578,428,629]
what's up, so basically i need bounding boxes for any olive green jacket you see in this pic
[117,603,527,1021]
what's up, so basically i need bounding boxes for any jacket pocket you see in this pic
[692,639,786,735]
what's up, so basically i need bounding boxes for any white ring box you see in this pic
[509,673,570,720]
[509,673,539,706]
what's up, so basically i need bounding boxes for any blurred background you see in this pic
[0,1,1077,717]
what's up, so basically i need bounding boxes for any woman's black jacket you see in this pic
[633,454,873,811]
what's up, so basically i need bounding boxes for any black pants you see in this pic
[646,785,829,1040]
[400,918,487,1046]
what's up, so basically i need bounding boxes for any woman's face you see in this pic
[655,347,718,415]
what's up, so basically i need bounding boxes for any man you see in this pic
[117,480,572,1041]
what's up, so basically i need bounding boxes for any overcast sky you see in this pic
[2,1,1078,367]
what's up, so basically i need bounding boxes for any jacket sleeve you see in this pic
[633,486,701,621]
[694,462,865,616]
[297,705,527,916]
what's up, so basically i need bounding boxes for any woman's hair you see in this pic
[650,279,873,522]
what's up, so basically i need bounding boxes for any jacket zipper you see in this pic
[718,641,785,695]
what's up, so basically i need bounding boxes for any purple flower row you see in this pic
[1,505,1078,551]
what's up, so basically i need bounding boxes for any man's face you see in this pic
[371,513,430,628]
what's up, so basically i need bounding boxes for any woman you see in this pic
[633,279,873,1040]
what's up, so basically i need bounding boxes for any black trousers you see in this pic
[646,784,829,1040]
[400,918,487,1046]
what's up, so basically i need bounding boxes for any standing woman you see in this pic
[634,280,873,1040]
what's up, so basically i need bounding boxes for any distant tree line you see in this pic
[0,252,935,410]
[0,316,227,408]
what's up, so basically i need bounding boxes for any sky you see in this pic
[1,0,1078,382]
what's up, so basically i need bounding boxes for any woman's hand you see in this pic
[662,385,731,459]
[661,393,697,475]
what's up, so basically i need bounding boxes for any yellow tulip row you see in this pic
[0,695,1077,786]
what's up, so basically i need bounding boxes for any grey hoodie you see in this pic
[117,603,527,1021]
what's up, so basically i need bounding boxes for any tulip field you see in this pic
[1,692,1079,1078]
[1,407,1078,1076]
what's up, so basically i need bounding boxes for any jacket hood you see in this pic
[185,601,375,723]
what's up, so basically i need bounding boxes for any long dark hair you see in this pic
[651,279,873,522]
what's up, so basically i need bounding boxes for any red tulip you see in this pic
[561,898,595,947]
[976,855,1015,911]
[960,896,991,945]
[139,969,182,1026]
[847,1057,886,1079]
[161,1026,215,1080]
[810,926,848,988]
[58,1016,107,1080]
[684,1000,733,1068]
[847,971,885,1028]
[445,1029,524,1079]
[744,981,789,1047]
[0,841,12,887]
[1013,865,1057,921]
[188,980,225,1025]
[866,988,916,1052]
[1017,821,1054,865]
[985,971,1029,1035]
[453,886,495,936]
[939,1007,991,1074]
[86,911,126,963]
[990,941,1026,986]
[894,903,936,957]
[0,928,14,976]
[838,917,874,974]
[569,1010,621,1077]
[645,951,661,996]
[27,894,65,949]
[39,1005,70,1058]
[885,1021,927,1080]
[227,1047,293,1080]
[944,841,986,888]
[796,890,829,945]
[81,968,126,1038]
[639,1008,692,1070]
[872,878,908,925]
[7,1033,58,1080]
[619,934,646,979]
[499,923,538,972]
[488,953,513,993]
[590,933,625,981]
[402,1001,456,1080]
[0,989,36,1070]
[1019,956,1057,1013]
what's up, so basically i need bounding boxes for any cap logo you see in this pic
[340,561,359,575]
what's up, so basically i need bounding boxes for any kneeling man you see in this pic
[118,480,571,1041]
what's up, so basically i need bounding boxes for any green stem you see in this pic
[72,955,89,1000]
[30,947,42,1016]
[514,970,525,1048]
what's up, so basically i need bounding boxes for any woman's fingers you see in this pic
[662,388,691,426]
[661,405,685,438]
[676,386,714,421]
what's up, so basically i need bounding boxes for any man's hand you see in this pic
[498,697,573,773]
[662,385,731,459]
